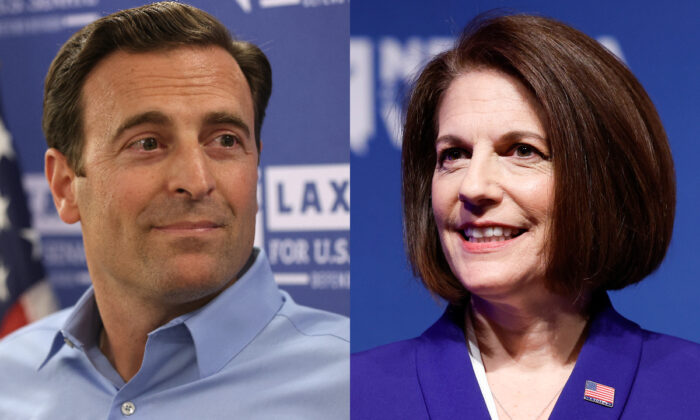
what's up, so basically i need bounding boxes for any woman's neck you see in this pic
[470,290,589,367]
[469,290,591,420]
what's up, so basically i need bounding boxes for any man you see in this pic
[0,2,349,419]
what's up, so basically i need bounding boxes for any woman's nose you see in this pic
[457,152,503,212]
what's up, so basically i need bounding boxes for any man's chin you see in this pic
[153,257,237,298]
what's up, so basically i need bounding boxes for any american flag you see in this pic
[583,380,615,407]
[0,101,57,338]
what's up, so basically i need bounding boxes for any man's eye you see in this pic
[216,134,239,148]
[130,137,159,151]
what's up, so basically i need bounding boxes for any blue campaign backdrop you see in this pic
[0,0,349,316]
[351,0,700,352]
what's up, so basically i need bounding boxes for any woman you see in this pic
[352,14,700,419]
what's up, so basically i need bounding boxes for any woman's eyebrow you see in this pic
[435,134,465,147]
[500,130,546,143]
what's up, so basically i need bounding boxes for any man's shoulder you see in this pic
[0,307,70,354]
[0,307,72,405]
[274,291,349,343]
[224,294,349,419]
[241,291,349,370]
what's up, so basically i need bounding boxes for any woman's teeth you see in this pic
[463,226,523,243]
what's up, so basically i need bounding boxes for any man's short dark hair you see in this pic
[402,13,675,304]
[43,1,272,175]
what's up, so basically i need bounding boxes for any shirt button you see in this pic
[121,401,136,416]
[63,337,75,348]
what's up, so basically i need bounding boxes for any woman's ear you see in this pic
[45,148,80,224]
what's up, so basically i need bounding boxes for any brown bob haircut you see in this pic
[402,14,675,305]
[43,1,272,175]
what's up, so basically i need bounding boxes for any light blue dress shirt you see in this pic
[0,249,349,419]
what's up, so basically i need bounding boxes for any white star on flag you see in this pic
[235,0,252,13]
[0,120,15,161]
[0,260,9,302]
[20,228,42,261]
[0,102,57,337]
[0,194,10,231]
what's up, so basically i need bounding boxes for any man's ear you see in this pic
[45,148,80,224]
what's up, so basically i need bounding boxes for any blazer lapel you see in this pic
[416,307,491,420]
[550,296,642,420]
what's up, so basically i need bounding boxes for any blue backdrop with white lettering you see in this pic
[351,0,700,352]
[0,0,349,316]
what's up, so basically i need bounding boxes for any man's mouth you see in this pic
[460,226,527,243]
[154,221,224,231]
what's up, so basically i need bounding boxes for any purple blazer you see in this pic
[352,298,700,419]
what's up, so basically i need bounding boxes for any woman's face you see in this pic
[431,69,554,301]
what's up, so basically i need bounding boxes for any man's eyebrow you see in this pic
[112,111,172,142]
[203,111,251,139]
[110,110,252,142]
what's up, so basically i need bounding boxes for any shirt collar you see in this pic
[40,248,284,378]
[182,248,283,378]
[40,286,101,369]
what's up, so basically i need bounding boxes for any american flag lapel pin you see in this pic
[583,380,615,407]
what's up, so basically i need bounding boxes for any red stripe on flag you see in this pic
[584,381,615,407]
[0,300,29,337]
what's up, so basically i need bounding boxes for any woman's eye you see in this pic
[130,137,159,151]
[515,144,535,157]
[511,143,547,160]
[439,147,470,163]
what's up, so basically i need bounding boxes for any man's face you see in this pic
[70,46,258,305]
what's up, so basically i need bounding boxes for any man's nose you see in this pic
[167,143,215,200]
[458,152,503,213]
